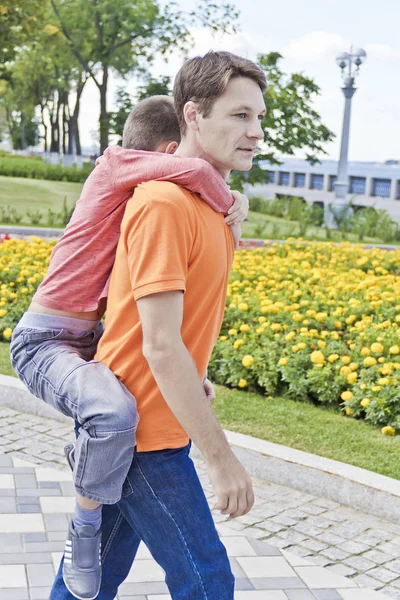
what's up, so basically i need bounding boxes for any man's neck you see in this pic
[174,139,230,181]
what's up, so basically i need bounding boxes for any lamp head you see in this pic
[336,52,350,70]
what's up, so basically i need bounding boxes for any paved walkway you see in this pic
[0,407,399,599]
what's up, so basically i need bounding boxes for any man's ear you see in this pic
[165,141,179,154]
[183,101,200,131]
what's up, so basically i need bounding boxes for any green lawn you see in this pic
[0,341,398,480]
[0,176,83,225]
[242,210,390,245]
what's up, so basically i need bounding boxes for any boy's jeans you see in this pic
[50,442,235,600]
[10,313,139,504]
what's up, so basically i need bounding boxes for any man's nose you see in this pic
[247,118,264,141]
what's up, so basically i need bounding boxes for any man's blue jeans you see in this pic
[50,442,235,599]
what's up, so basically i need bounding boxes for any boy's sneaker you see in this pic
[64,442,76,471]
[63,520,102,600]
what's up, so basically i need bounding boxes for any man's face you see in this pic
[193,77,266,177]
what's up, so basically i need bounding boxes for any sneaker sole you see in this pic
[63,576,100,600]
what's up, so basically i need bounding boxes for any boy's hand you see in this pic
[229,223,242,250]
[224,191,249,225]
[204,378,216,403]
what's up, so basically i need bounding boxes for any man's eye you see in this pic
[235,113,247,119]
[258,114,265,121]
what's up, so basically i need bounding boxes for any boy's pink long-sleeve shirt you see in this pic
[33,146,234,312]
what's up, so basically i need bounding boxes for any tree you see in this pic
[0,0,49,79]
[230,52,335,191]
[49,0,239,152]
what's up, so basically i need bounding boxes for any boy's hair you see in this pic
[122,95,181,150]
[173,51,267,134]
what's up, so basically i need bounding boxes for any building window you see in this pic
[294,173,305,188]
[278,171,290,186]
[396,181,400,200]
[350,177,366,194]
[310,174,324,190]
[329,175,337,191]
[372,178,391,198]
[267,170,275,183]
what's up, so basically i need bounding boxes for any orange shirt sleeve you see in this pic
[121,184,193,301]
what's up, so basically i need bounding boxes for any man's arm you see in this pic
[137,290,254,519]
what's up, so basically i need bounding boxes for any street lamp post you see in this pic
[326,47,367,228]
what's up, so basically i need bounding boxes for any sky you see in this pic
[78,0,400,163]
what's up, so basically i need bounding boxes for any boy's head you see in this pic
[173,51,267,177]
[122,95,180,154]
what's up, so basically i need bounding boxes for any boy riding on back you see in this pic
[10,94,248,599]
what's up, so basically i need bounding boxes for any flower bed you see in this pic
[0,236,399,433]
[210,240,400,433]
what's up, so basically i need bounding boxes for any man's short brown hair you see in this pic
[173,51,267,133]
[122,95,181,150]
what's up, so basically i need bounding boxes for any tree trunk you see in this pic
[99,66,109,153]
[49,91,61,153]
[40,105,48,152]
[20,113,26,150]
[68,77,86,155]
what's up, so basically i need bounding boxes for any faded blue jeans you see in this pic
[50,442,235,599]
[10,313,139,504]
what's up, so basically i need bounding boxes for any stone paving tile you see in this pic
[0,407,397,598]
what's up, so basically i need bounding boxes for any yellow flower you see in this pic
[278,357,288,366]
[238,303,248,311]
[381,426,395,436]
[345,407,354,416]
[310,350,325,364]
[328,354,339,363]
[258,316,266,323]
[372,385,381,392]
[239,324,250,332]
[334,320,342,329]
[370,342,384,354]
[228,329,237,336]
[360,383,366,390]
[233,339,244,349]
[340,366,352,375]
[389,345,399,355]
[315,312,327,322]
[378,378,390,386]
[360,398,370,407]
[378,357,385,364]
[2,328,12,340]
[317,340,326,349]
[242,355,254,368]
[285,331,296,341]
[347,372,358,384]
[270,323,282,332]
[341,390,353,401]
[349,362,359,371]
[297,342,306,350]
[229,303,236,309]
[238,378,247,388]
[363,356,377,367]
[0,309,7,318]
[341,356,351,365]
[360,347,371,356]
[219,335,227,341]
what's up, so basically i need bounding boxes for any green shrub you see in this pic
[0,155,94,183]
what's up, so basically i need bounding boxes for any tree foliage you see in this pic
[49,0,240,151]
[230,52,335,191]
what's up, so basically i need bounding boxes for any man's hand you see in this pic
[204,378,216,403]
[224,190,249,225]
[207,452,255,519]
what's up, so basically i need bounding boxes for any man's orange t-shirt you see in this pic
[95,181,234,452]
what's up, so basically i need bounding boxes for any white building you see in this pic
[248,159,400,222]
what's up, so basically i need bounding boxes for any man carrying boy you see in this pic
[11,94,248,599]
[51,50,266,599]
